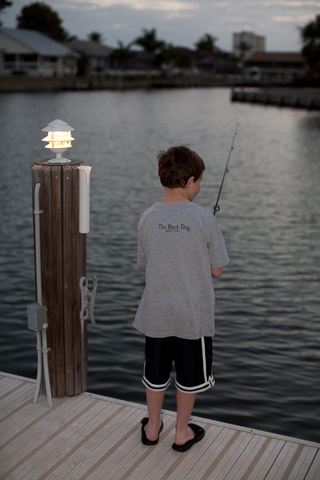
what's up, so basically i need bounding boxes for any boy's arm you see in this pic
[212,267,223,277]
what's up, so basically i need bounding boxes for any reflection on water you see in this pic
[0,89,319,443]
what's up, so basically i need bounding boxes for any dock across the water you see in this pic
[231,88,320,111]
[1,372,319,479]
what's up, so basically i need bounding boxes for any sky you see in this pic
[1,0,320,52]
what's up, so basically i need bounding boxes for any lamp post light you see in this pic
[41,119,74,163]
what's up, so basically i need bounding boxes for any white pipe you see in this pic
[33,183,53,407]
[33,331,42,404]
[42,324,53,407]
[78,165,92,234]
[33,184,42,404]
[34,183,42,305]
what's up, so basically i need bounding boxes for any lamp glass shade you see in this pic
[41,120,75,162]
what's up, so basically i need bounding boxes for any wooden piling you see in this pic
[32,159,87,397]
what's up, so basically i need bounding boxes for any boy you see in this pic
[134,146,229,452]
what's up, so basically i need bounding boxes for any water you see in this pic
[0,88,319,443]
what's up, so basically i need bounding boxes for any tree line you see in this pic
[0,1,319,76]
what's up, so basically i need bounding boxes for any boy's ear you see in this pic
[186,176,194,187]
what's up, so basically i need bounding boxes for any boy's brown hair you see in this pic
[158,146,205,189]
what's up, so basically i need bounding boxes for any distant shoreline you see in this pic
[0,76,232,92]
[1,78,320,113]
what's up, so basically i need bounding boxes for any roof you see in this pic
[0,28,78,57]
[67,39,112,57]
[193,49,220,60]
[246,51,304,63]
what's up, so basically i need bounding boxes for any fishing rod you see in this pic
[213,123,239,216]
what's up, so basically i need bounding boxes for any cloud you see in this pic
[259,0,319,5]
[2,0,320,51]
[274,16,298,22]
[70,0,198,12]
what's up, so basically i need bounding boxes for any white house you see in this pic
[244,52,306,84]
[0,28,79,77]
[67,39,112,75]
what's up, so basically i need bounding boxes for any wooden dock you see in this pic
[231,89,320,110]
[1,372,319,479]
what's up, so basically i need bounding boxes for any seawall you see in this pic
[231,87,320,110]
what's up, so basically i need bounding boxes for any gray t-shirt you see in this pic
[133,202,229,339]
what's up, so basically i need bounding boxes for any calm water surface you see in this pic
[0,88,319,443]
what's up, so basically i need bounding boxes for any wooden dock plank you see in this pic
[0,396,96,474]
[305,449,320,480]
[0,387,36,427]
[265,442,306,480]
[50,405,142,480]
[13,401,123,480]
[159,424,223,480]
[0,382,35,409]
[124,417,177,480]
[64,407,142,480]
[200,430,253,480]
[105,415,176,480]
[0,378,25,399]
[73,411,144,480]
[1,396,73,449]
[242,438,286,480]
[84,423,148,479]
[0,388,61,434]
[50,406,128,479]
[146,423,219,480]
[223,434,274,479]
[0,376,18,393]
[43,404,131,480]
[113,415,199,480]
[292,447,319,480]
[0,372,319,480]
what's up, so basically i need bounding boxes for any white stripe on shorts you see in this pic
[175,337,215,394]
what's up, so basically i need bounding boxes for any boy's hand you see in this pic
[212,267,223,278]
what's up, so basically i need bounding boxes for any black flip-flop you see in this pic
[141,418,164,445]
[172,423,205,452]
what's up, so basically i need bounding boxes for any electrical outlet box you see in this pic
[27,304,48,332]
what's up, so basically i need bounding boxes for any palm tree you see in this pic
[88,32,103,44]
[109,41,135,70]
[154,45,192,71]
[238,41,251,61]
[133,28,166,73]
[134,28,165,54]
[300,14,320,76]
[195,33,218,53]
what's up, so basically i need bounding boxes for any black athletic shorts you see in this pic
[143,336,215,394]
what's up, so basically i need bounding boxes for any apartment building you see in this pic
[233,31,265,59]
